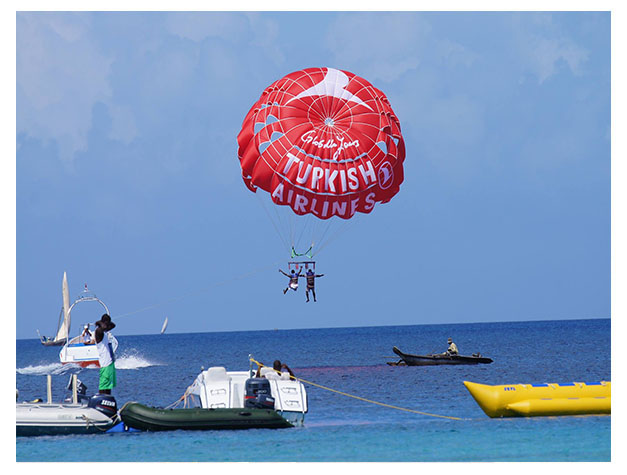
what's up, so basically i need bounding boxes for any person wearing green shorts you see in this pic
[99,362,116,391]
[95,314,117,394]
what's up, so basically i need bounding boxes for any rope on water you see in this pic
[249,358,463,421]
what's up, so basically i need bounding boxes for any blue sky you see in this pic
[14,11,611,339]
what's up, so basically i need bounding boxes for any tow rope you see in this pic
[249,357,463,421]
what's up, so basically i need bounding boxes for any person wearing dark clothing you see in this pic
[94,314,116,395]
[255,359,295,380]
[301,269,324,302]
[279,268,301,294]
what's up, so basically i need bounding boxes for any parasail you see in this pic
[237,67,405,221]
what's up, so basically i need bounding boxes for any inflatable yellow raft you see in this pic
[463,380,611,418]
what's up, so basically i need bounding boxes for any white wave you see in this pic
[17,350,161,374]
[114,350,161,370]
[16,362,75,375]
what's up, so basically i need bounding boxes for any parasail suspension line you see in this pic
[313,214,362,257]
[255,192,290,253]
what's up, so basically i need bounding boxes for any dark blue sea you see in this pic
[16,319,611,462]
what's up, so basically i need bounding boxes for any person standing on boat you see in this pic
[301,268,324,302]
[446,338,459,355]
[279,268,301,294]
[94,314,116,395]
[81,324,93,344]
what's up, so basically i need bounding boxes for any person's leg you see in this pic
[312,289,317,302]
[98,363,116,395]
[305,290,310,302]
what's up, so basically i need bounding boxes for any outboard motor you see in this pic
[244,378,275,410]
[88,394,118,419]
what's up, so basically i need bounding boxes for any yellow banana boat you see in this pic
[463,380,611,418]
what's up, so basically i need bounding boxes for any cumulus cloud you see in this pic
[165,12,249,42]
[510,13,589,83]
[17,12,113,162]
[165,12,284,65]
[324,12,431,82]
[17,12,286,165]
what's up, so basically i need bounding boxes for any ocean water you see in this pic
[16,319,611,462]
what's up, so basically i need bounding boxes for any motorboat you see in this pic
[464,380,611,418]
[37,272,71,346]
[59,332,119,367]
[391,346,493,366]
[16,375,120,436]
[58,284,118,367]
[120,363,308,431]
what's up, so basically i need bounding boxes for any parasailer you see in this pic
[237,67,406,289]
[279,268,301,294]
[301,268,324,303]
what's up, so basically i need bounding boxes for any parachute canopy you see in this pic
[237,67,405,220]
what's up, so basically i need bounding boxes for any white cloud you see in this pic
[164,12,284,66]
[324,12,431,82]
[17,13,113,162]
[511,13,589,83]
[435,39,478,69]
[17,12,286,165]
[108,104,138,144]
[164,12,248,42]
[244,13,285,66]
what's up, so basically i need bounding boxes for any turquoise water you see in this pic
[16,319,611,462]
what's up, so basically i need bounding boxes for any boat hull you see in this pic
[59,335,118,367]
[392,346,493,366]
[16,403,118,436]
[463,380,611,417]
[120,402,294,431]
[40,337,67,347]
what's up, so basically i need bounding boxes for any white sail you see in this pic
[160,317,168,334]
[54,272,71,342]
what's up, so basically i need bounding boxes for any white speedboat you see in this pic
[58,285,118,367]
[59,333,119,367]
[189,365,308,426]
[16,375,120,436]
[119,363,308,431]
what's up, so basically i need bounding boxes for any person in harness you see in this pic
[279,268,302,294]
[301,268,324,302]
[94,314,116,395]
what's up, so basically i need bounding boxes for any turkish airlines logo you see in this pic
[286,68,373,111]
[378,162,394,189]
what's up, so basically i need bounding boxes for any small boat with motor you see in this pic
[463,380,611,417]
[120,363,308,431]
[391,346,493,366]
[58,284,118,367]
[16,374,120,436]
